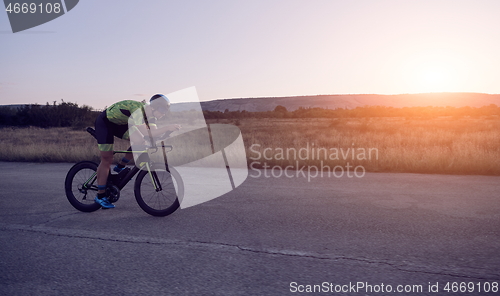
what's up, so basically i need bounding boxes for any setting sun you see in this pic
[419,66,452,92]
[400,50,463,93]
[423,67,445,84]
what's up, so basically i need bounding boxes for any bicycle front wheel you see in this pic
[65,161,101,212]
[134,167,183,217]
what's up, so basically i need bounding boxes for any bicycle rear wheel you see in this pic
[134,166,183,217]
[65,161,101,212]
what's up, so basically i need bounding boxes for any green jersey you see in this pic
[106,100,146,125]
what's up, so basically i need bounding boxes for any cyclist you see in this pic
[94,94,180,209]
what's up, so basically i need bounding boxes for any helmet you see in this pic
[149,94,170,113]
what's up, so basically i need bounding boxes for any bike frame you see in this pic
[83,145,172,194]
[83,127,173,193]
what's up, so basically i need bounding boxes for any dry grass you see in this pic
[1,116,499,175]
[0,126,129,163]
[213,116,500,175]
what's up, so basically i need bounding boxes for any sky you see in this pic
[1,0,499,109]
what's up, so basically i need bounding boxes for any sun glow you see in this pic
[402,51,465,93]
[418,66,452,92]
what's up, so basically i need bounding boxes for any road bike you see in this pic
[64,127,183,217]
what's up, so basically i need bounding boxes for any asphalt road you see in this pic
[0,162,499,295]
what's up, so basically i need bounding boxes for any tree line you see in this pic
[1,101,499,129]
[0,100,97,128]
[203,104,500,119]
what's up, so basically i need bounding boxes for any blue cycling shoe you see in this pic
[94,196,115,209]
[113,165,124,173]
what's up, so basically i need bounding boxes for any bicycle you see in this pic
[64,127,184,217]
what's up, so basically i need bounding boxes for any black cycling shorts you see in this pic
[94,110,130,152]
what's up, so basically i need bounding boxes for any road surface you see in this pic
[0,162,499,295]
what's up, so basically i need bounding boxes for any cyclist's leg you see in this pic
[122,147,133,164]
[114,126,134,169]
[97,150,113,191]
[117,147,133,165]
[113,148,133,173]
[94,111,115,205]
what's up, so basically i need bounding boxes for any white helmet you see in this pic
[149,94,170,113]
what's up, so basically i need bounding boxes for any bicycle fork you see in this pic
[145,162,163,192]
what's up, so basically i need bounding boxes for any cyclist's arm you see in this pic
[134,124,180,137]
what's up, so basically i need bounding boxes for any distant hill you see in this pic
[4,93,500,113]
[171,93,500,112]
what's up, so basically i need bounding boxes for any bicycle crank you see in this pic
[106,184,121,203]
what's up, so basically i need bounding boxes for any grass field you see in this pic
[0,116,499,175]
[0,126,129,164]
[236,117,500,175]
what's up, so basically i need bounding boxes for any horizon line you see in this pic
[3,91,500,107]
[208,91,500,102]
